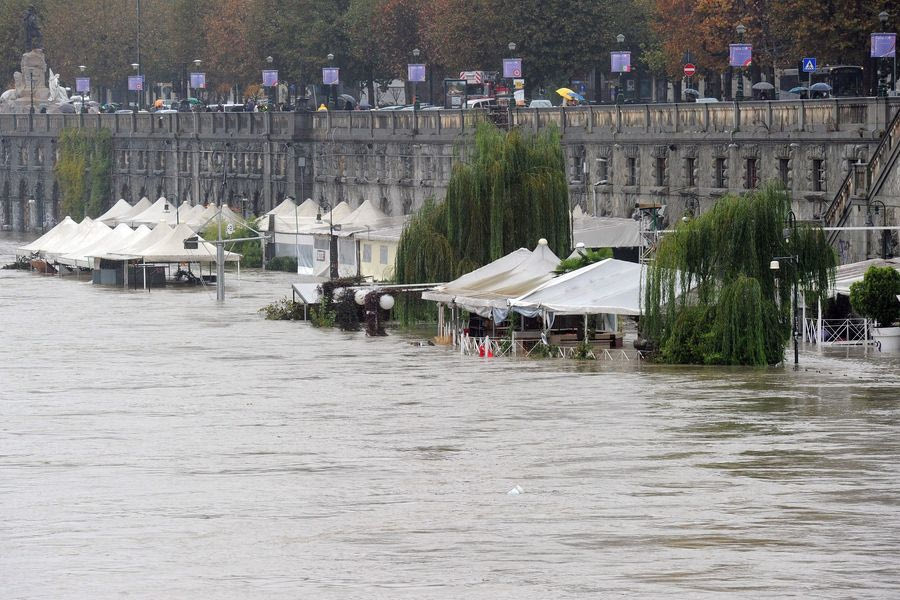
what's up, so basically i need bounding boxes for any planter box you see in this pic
[873,326,900,352]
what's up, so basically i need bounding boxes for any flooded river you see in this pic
[2,232,899,598]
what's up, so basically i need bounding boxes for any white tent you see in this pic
[44,218,112,261]
[573,215,641,248]
[833,258,900,296]
[101,222,173,259]
[339,199,390,228]
[129,197,177,227]
[510,258,644,317]
[16,216,79,257]
[257,197,298,231]
[97,199,134,225]
[58,223,136,268]
[422,240,561,320]
[114,197,152,226]
[139,223,241,263]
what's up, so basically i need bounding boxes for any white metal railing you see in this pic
[459,335,646,361]
[803,317,873,345]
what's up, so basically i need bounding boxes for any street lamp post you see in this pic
[771,210,799,366]
[266,55,274,106]
[79,65,87,113]
[879,11,895,96]
[735,24,746,101]
[412,48,421,110]
[29,71,35,114]
[131,62,140,111]
[192,58,202,102]
[327,53,336,109]
[507,41,516,108]
[616,34,625,104]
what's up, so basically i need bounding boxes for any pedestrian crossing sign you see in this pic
[802,58,817,72]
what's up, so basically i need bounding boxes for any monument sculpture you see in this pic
[0,7,79,113]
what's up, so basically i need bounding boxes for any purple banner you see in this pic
[190,72,206,89]
[502,58,522,78]
[127,75,144,91]
[407,64,426,82]
[322,67,339,85]
[75,77,90,93]
[262,70,278,87]
[729,44,752,67]
[871,33,897,58]
[611,51,631,73]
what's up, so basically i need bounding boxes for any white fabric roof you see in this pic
[45,219,112,261]
[510,258,644,316]
[573,215,641,248]
[139,223,241,263]
[114,197,152,225]
[16,216,79,257]
[101,223,173,259]
[129,197,177,227]
[97,199,134,225]
[339,200,390,228]
[833,258,900,295]
[422,241,561,317]
[58,223,136,268]
[327,201,353,223]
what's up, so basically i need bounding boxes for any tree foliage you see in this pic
[55,128,111,221]
[643,185,836,366]
[850,266,900,328]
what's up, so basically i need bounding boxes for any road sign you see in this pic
[802,57,817,72]
[683,63,696,77]
[503,58,522,78]
[225,223,235,235]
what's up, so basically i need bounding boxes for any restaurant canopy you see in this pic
[100,223,172,260]
[510,258,644,317]
[43,218,111,261]
[58,223,136,268]
[572,214,641,248]
[833,257,900,295]
[16,216,79,257]
[422,240,561,320]
[113,197,152,225]
[138,223,241,263]
[96,199,135,225]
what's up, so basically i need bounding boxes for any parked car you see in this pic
[695,97,720,103]
[528,99,553,108]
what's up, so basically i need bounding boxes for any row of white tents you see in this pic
[96,197,246,230]
[16,215,241,272]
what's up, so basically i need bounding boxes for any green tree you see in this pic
[850,266,900,328]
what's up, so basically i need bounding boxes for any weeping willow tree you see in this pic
[643,185,836,366]
[393,123,571,323]
[55,127,112,220]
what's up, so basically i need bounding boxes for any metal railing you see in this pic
[803,317,872,345]
[460,334,645,360]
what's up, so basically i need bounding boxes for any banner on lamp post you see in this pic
[729,44,753,67]
[323,67,340,85]
[190,72,206,89]
[611,51,631,73]
[262,70,278,87]
[871,33,897,58]
[75,77,90,93]
[407,64,426,82]
[514,78,525,106]
[127,75,144,91]
[502,58,522,78]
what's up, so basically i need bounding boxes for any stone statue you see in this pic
[47,69,68,103]
[24,6,42,51]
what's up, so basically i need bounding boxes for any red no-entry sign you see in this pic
[683,63,696,77]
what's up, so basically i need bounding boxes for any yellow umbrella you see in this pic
[556,87,575,100]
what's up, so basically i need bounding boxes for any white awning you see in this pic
[833,257,900,295]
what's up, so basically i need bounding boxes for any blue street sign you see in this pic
[802,57,817,72]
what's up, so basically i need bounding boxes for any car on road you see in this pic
[528,99,553,108]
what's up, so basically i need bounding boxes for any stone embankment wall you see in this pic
[2,98,898,261]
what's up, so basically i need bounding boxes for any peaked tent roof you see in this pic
[510,258,645,316]
[97,199,135,225]
[58,223,136,268]
[339,200,390,228]
[422,241,561,317]
[16,216,79,257]
[257,198,321,231]
[45,219,111,260]
[129,197,177,227]
[138,223,241,263]
[573,215,641,248]
[101,222,174,259]
[114,197,152,225]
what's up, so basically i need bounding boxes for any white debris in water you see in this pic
[507,485,524,496]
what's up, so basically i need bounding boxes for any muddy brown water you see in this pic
[2,232,899,598]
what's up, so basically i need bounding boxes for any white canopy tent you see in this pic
[58,223,136,268]
[100,222,173,260]
[832,258,900,296]
[43,219,112,261]
[16,216,79,257]
[138,223,241,263]
[97,199,134,225]
[113,197,152,226]
[510,258,644,317]
[572,215,641,248]
[422,241,561,320]
[129,197,177,227]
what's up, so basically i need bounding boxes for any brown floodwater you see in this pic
[1,232,899,599]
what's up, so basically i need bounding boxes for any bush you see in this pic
[850,266,900,327]
[309,307,336,328]
[267,256,298,272]
[259,297,306,320]
[334,289,361,331]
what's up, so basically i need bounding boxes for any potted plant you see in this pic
[850,266,900,352]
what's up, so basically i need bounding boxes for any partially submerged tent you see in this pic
[97,199,135,225]
[101,222,173,260]
[58,223,136,268]
[422,240,561,320]
[15,216,79,257]
[138,223,241,263]
[510,258,644,317]
[129,197,177,227]
[43,218,112,261]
